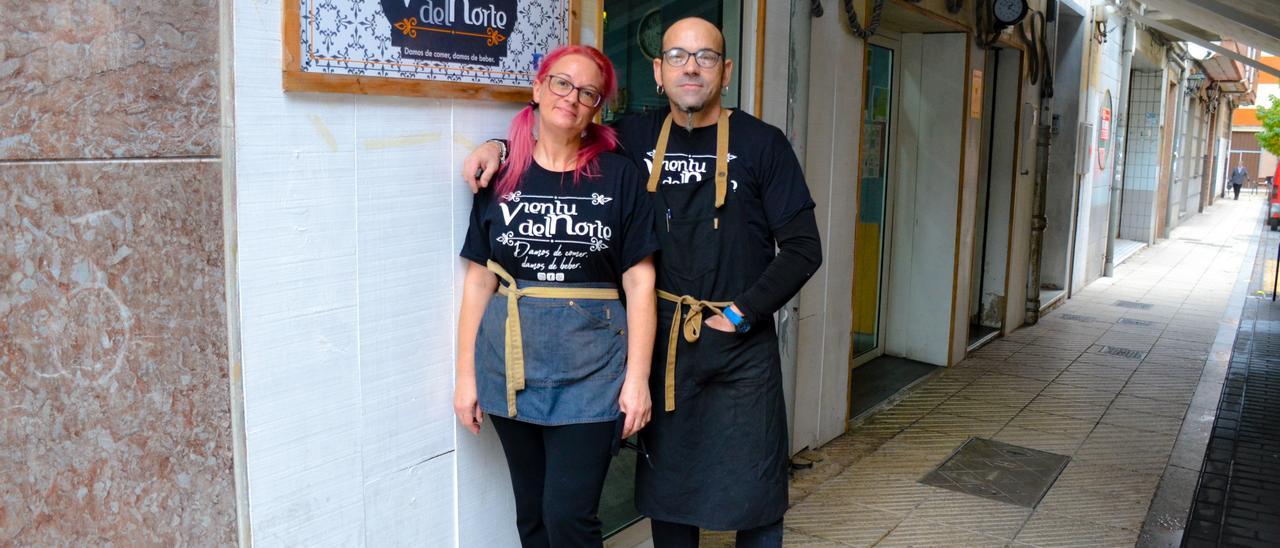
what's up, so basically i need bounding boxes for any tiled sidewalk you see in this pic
[714,195,1271,547]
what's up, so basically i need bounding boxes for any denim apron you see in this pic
[474,268,628,426]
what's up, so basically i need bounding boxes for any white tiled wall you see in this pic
[1119,71,1163,243]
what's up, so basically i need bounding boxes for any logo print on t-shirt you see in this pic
[643,151,739,190]
[495,191,614,275]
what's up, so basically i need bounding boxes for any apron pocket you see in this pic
[663,214,722,283]
[521,300,625,387]
[567,300,615,330]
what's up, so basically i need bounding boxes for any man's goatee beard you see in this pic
[682,105,701,132]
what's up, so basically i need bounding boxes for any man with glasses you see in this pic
[463,17,821,547]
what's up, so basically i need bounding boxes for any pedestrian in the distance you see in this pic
[1230,163,1248,200]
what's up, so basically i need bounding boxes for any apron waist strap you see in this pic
[657,289,733,412]
[488,261,620,417]
[496,285,620,300]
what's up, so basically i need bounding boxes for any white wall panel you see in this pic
[354,94,456,475]
[793,0,862,451]
[234,0,366,544]
[455,425,519,547]
[364,453,456,547]
[451,101,523,548]
[355,95,458,546]
[946,38,981,366]
[234,1,523,545]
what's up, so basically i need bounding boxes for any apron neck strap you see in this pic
[646,114,674,194]
[645,108,732,212]
[714,108,729,209]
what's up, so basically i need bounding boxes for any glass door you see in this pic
[850,43,895,364]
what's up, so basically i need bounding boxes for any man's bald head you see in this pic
[653,16,733,127]
[662,17,726,53]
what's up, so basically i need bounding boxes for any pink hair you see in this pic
[495,45,620,199]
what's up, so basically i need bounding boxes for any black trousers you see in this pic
[650,518,784,548]
[1233,183,1242,199]
[490,415,616,548]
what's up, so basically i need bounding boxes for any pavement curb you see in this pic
[1137,199,1270,547]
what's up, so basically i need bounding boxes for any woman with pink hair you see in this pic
[455,45,658,547]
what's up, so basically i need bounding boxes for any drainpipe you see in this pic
[1027,2,1061,324]
[779,0,813,455]
[1103,6,1135,278]
[1027,118,1054,323]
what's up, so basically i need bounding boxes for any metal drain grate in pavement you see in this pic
[919,438,1070,508]
[1114,300,1154,310]
[1098,345,1146,360]
[1059,314,1095,323]
[1118,318,1156,327]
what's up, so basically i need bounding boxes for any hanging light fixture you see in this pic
[1185,71,1206,97]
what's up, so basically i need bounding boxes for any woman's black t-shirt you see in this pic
[461,152,660,284]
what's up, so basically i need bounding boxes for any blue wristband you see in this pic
[722,306,750,333]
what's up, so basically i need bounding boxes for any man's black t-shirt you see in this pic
[610,107,816,305]
[461,153,659,284]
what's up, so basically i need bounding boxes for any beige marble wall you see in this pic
[0,162,235,545]
[0,0,235,544]
[0,1,220,160]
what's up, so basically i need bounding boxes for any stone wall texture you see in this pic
[0,1,221,160]
[0,1,236,544]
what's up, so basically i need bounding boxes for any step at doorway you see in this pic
[848,356,938,420]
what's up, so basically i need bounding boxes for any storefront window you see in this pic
[852,44,894,359]
[600,0,743,124]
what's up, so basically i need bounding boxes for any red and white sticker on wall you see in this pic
[1096,90,1113,172]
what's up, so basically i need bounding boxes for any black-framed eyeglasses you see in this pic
[660,48,724,68]
[545,74,603,108]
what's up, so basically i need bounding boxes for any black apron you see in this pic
[632,110,790,530]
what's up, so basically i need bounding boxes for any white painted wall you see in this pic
[883,33,967,367]
[233,2,521,546]
[948,40,983,366]
[792,1,864,451]
[1072,6,1125,292]
[1005,35,1042,332]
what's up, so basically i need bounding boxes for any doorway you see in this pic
[848,37,934,421]
[847,28,969,422]
[968,47,1022,350]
